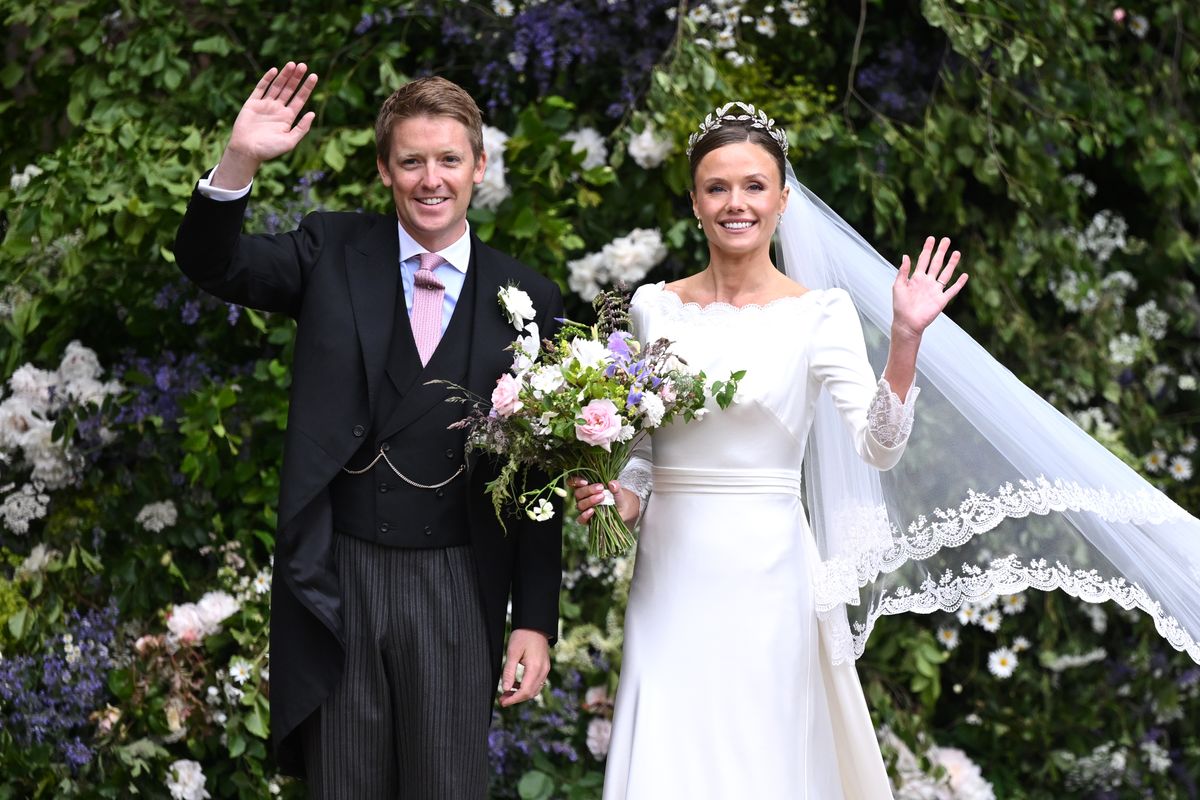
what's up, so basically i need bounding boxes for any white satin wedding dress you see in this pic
[603,282,917,800]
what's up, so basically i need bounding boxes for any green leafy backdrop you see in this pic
[1,1,1197,797]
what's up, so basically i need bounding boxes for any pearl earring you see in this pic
[696,220,703,229]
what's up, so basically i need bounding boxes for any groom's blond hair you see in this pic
[375,76,485,163]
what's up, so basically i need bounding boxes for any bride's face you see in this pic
[691,141,788,259]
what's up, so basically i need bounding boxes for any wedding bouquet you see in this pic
[454,286,743,558]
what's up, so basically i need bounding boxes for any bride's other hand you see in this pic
[892,236,967,339]
[570,477,641,525]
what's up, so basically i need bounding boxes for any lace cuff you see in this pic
[619,455,653,528]
[867,378,919,449]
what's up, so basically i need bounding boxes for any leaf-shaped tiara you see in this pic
[685,101,789,159]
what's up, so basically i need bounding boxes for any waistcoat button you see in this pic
[352,424,365,437]
[378,484,389,493]
[444,449,455,459]
[379,522,390,533]
[423,525,433,536]
[381,442,391,452]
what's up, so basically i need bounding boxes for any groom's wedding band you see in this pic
[935,279,947,287]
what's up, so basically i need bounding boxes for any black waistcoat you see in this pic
[329,260,476,547]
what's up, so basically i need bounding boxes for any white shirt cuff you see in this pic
[197,165,252,201]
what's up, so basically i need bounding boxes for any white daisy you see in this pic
[1144,449,1167,472]
[228,660,253,685]
[1169,456,1193,481]
[492,0,515,17]
[979,610,1002,633]
[956,605,979,626]
[936,626,960,650]
[1001,593,1027,615]
[1012,636,1031,653]
[988,647,1019,679]
[253,570,271,595]
[1181,435,1197,453]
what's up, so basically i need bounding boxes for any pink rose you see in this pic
[491,373,524,418]
[1112,7,1126,22]
[575,399,623,451]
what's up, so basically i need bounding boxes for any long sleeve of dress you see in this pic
[809,289,919,471]
[619,434,654,527]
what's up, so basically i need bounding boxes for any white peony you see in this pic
[9,364,56,408]
[628,123,673,169]
[166,759,210,800]
[567,252,606,303]
[564,127,609,170]
[167,604,209,645]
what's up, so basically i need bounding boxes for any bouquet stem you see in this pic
[589,503,636,559]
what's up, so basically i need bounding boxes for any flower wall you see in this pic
[2,1,1199,797]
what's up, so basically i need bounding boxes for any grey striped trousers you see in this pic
[302,535,493,799]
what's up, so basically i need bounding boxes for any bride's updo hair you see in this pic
[688,123,787,186]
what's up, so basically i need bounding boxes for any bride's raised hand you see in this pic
[892,236,967,339]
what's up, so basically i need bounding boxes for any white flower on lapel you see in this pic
[498,285,536,330]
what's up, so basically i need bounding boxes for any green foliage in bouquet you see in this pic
[453,286,742,557]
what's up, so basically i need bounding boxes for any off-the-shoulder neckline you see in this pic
[637,281,827,313]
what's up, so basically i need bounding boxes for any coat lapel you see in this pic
[345,216,401,416]
[466,237,522,402]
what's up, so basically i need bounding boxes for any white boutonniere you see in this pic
[498,284,536,330]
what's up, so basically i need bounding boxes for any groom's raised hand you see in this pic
[211,62,319,190]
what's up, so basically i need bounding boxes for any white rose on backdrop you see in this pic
[57,340,103,384]
[9,364,56,408]
[586,717,613,758]
[166,604,208,645]
[473,124,512,211]
[564,127,609,170]
[567,252,607,303]
[196,590,241,631]
[928,746,995,800]
[166,759,210,800]
[9,163,43,192]
[628,122,673,169]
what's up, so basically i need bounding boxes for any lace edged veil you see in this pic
[779,165,1200,665]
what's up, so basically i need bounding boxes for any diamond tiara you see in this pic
[685,101,789,159]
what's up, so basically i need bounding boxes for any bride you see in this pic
[573,103,1200,798]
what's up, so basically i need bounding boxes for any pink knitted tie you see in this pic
[412,252,446,366]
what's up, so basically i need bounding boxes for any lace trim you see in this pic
[821,556,1200,666]
[637,281,826,317]
[618,456,653,528]
[813,477,1199,665]
[867,378,918,448]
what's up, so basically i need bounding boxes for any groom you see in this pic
[174,62,563,797]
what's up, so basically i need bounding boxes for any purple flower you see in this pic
[180,300,201,325]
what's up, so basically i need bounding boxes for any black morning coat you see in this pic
[174,184,564,775]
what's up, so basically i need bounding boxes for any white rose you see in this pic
[166,603,207,645]
[564,127,608,170]
[530,365,566,397]
[628,123,673,169]
[498,286,536,330]
[568,338,611,371]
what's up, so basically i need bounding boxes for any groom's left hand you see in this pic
[499,628,551,707]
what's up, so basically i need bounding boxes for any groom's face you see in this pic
[377,115,487,252]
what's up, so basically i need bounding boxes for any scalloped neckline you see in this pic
[645,281,824,314]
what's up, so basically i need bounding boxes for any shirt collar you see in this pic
[396,221,472,274]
